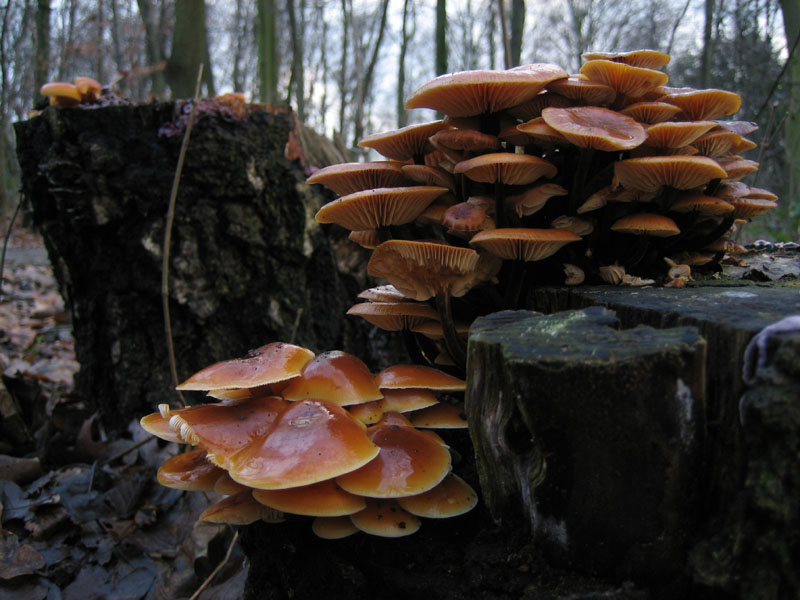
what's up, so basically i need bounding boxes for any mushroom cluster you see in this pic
[309,49,777,369]
[140,342,476,539]
[39,76,102,106]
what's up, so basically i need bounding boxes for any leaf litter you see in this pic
[0,219,245,599]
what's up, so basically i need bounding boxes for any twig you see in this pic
[0,198,21,300]
[755,26,800,122]
[162,64,204,407]
[290,308,304,344]
[189,530,240,600]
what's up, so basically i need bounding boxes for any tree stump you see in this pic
[13,101,397,429]
[468,307,706,581]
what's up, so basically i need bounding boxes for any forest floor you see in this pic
[0,217,245,600]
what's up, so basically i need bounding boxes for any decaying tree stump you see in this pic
[13,101,398,429]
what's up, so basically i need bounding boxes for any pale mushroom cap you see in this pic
[228,399,380,490]
[505,91,572,121]
[376,364,466,391]
[541,106,647,151]
[357,284,407,303]
[726,197,778,220]
[401,164,456,193]
[312,516,360,539]
[177,342,315,391]
[469,227,581,262]
[610,213,681,237]
[581,49,671,69]
[252,479,367,517]
[315,186,448,231]
[620,101,681,124]
[157,448,225,491]
[405,65,568,117]
[716,156,759,181]
[336,423,452,498]
[545,76,616,106]
[349,499,421,537]
[357,120,450,160]
[347,301,440,332]
[579,60,669,98]
[661,88,742,120]
[281,350,384,406]
[669,194,735,216]
[367,239,485,301]
[306,161,411,195]
[613,156,728,192]
[348,229,381,249]
[74,76,102,101]
[199,490,282,525]
[454,153,558,185]
[516,117,568,144]
[397,473,478,518]
[643,121,718,149]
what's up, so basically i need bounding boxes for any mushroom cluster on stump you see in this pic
[309,49,777,370]
[140,342,476,539]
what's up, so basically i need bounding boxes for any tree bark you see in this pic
[396,0,411,128]
[700,0,714,88]
[287,0,305,121]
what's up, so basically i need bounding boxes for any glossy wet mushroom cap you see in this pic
[74,76,102,102]
[252,478,367,517]
[280,351,384,406]
[312,516,360,539]
[40,82,82,106]
[379,388,440,413]
[408,402,468,429]
[140,411,185,444]
[176,342,315,391]
[227,399,380,489]
[157,448,225,491]
[397,473,478,518]
[199,490,283,524]
[336,423,452,498]
[376,364,466,392]
[349,499,421,537]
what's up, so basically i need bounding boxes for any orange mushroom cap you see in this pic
[408,402,469,429]
[579,60,669,99]
[227,399,380,489]
[312,516,360,539]
[140,411,185,444]
[336,422,452,498]
[405,65,568,117]
[39,82,82,106]
[357,120,450,161]
[541,106,647,151]
[454,153,557,186]
[347,301,439,332]
[157,448,225,491]
[376,364,466,391]
[252,478,367,517]
[610,213,681,237]
[397,473,478,518]
[613,156,728,192]
[199,489,283,525]
[280,350,384,406]
[306,161,411,195]
[349,499,421,537]
[176,342,314,391]
[469,228,581,262]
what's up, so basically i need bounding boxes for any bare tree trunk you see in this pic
[34,0,50,104]
[352,0,390,148]
[137,0,166,95]
[510,0,525,67]
[700,0,714,88]
[57,0,76,80]
[256,0,278,104]
[436,0,447,75]
[94,0,104,82]
[287,0,305,121]
[165,0,208,98]
[109,0,126,80]
[498,0,511,68]
[338,0,348,137]
[397,0,411,128]
[232,0,244,92]
[780,0,800,215]
[0,0,10,213]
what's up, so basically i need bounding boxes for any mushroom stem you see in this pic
[377,226,392,243]
[504,260,527,310]
[402,329,439,367]
[495,182,507,229]
[570,147,595,213]
[435,290,467,371]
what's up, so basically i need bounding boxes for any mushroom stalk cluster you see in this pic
[140,342,476,539]
[309,49,777,371]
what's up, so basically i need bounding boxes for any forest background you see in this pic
[1,0,798,242]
